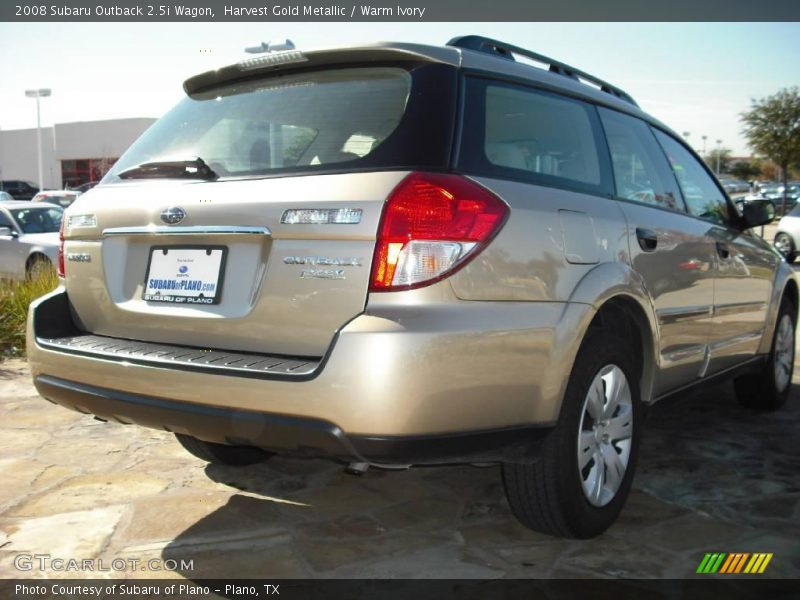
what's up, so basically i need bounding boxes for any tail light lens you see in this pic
[57,217,65,278]
[370,172,508,291]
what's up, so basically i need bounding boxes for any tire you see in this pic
[502,329,642,539]
[734,297,796,411]
[26,254,53,279]
[175,433,273,466]
[774,233,796,263]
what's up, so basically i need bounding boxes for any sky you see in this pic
[0,22,798,156]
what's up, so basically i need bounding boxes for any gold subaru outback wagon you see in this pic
[27,36,795,538]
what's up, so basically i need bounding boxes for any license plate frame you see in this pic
[142,245,227,305]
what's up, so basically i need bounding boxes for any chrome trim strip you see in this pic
[713,302,768,317]
[102,226,272,237]
[657,305,713,325]
[709,330,764,351]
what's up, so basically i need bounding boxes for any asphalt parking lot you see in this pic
[1,339,799,581]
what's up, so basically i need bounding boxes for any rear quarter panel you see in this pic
[449,177,630,302]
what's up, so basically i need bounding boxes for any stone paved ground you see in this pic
[0,348,799,580]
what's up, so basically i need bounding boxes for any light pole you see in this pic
[25,88,52,193]
[715,139,722,175]
[701,135,708,157]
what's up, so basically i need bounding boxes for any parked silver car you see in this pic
[0,201,63,279]
[719,177,750,195]
[27,36,795,539]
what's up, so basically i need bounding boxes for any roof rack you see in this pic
[447,35,638,107]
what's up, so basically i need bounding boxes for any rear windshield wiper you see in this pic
[117,157,218,181]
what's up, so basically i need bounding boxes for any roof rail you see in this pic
[447,35,638,107]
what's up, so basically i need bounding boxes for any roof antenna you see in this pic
[244,39,296,54]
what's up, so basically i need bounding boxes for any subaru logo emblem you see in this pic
[160,206,186,225]
[178,265,188,274]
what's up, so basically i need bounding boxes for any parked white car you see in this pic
[774,203,800,263]
[0,201,63,279]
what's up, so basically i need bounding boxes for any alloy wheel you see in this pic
[775,233,793,256]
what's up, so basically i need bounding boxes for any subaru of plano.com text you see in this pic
[13,553,193,572]
[15,584,280,596]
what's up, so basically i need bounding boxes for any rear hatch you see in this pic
[62,51,457,358]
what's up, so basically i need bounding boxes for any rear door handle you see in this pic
[635,227,658,252]
[716,242,730,259]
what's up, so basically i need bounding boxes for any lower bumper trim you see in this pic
[34,375,553,465]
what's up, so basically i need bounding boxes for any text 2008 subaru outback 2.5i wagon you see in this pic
[27,36,796,538]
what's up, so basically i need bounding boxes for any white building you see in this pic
[0,118,155,189]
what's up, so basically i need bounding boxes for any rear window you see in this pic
[106,65,455,182]
[458,77,613,196]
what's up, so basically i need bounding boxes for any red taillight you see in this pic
[57,217,65,278]
[370,172,508,291]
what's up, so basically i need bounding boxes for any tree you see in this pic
[760,161,779,181]
[729,160,761,181]
[740,87,800,214]
[703,147,732,175]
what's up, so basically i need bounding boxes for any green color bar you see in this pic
[710,553,727,573]
[697,554,714,574]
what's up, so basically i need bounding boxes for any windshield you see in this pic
[105,67,420,182]
[9,207,63,233]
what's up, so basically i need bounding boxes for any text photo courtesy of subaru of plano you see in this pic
[27,36,795,539]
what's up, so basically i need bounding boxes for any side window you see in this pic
[598,108,683,212]
[458,77,613,196]
[652,129,731,225]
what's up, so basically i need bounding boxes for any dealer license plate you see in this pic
[143,247,226,304]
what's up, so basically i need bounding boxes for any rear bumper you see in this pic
[27,287,593,464]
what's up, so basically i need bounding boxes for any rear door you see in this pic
[62,62,456,358]
[652,130,778,373]
[598,108,717,395]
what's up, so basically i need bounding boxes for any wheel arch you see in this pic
[25,251,53,275]
[782,276,798,311]
[758,262,799,355]
[564,262,660,406]
[26,251,51,266]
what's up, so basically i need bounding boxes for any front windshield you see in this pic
[105,67,412,181]
[10,207,63,233]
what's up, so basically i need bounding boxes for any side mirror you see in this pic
[742,199,775,229]
[0,226,18,238]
